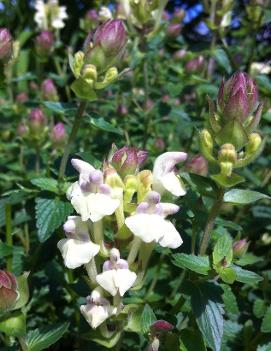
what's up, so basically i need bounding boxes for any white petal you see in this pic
[160,203,180,217]
[80,304,110,329]
[63,216,89,237]
[57,238,99,269]
[114,269,137,296]
[96,270,118,296]
[71,159,95,175]
[157,220,183,249]
[159,172,186,197]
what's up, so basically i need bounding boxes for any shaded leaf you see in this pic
[172,253,210,275]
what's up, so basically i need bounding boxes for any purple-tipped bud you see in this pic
[17,122,28,138]
[117,104,128,116]
[151,320,174,332]
[41,79,58,101]
[94,19,126,57]
[218,72,259,123]
[0,28,13,62]
[185,155,208,176]
[0,270,18,312]
[51,122,67,147]
[35,31,54,57]
[154,138,165,152]
[233,238,249,258]
[167,23,182,38]
[16,92,29,104]
[28,108,46,133]
[112,146,148,177]
[185,56,205,74]
[86,9,99,22]
[173,49,187,61]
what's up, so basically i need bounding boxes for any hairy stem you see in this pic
[199,188,225,255]
[5,204,12,271]
[58,101,87,179]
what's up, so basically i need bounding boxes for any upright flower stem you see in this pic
[5,204,12,271]
[85,259,98,284]
[199,188,225,255]
[93,220,108,256]
[142,60,150,148]
[127,236,141,265]
[58,101,87,179]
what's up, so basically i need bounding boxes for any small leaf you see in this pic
[236,253,263,266]
[253,299,267,319]
[231,265,263,285]
[140,304,156,334]
[12,272,29,310]
[0,312,26,337]
[26,323,69,351]
[261,306,271,333]
[35,198,73,242]
[179,329,206,351]
[172,253,210,275]
[214,48,231,73]
[89,116,123,135]
[257,342,271,351]
[213,234,233,266]
[211,173,245,188]
[0,243,24,257]
[221,284,239,315]
[31,178,59,193]
[224,189,270,205]
[219,267,236,284]
[42,101,77,116]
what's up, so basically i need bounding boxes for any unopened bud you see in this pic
[82,64,97,84]
[0,270,18,312]
[233,238,249,258]
[17,123,29,138]
[151,320,174,332]
[51,122,67,147]
[218,144,237,164]
[28,108,46,134]
[16,92,28,104]
[35,31,54,58]
[117,104,128,116]
[185,56,205,74]
[186,155,208,176]
[154,138,165,152]
[173,49,187,61]
[167,23,182,38]
[41,79,58,101]
[246,132,262,154]
[72,51,85,78]
[0,28,13,62]
[112,146,147,177]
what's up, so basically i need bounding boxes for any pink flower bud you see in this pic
[218,72,259,123]
[233,238,249,258]
[28,108,46,134]
[35,31,54,57]
[41,79,58,101]
[162,10,170,21]
[173,49,187,61]
[185,155,208,176]
[185,56,205,74]
[0,28,13,62]
[173,8,186,22]
[86,9,99,22]
[151,320,174,332]
[16,92,29,104]
[0,270,18,312]
[154,138,165,152]
[17,122,29,138]
[51,122,67,147]
[167,23,182,38]
[162,95,170,103]
[117,104,128,116]
[112,146,148,177]
[30,81,39,91]
[94,19,126,57]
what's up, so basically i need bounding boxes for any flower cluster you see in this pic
[58,147,187,329]
[34,0,68,31]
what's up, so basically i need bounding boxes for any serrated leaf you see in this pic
[31,178,59,193]
[213,234,233,266]
[253,299,267,319]
[42,101,76,116]
[26,323,69,351]
[35,198,73,242]
[221,284,239,315]
[231,265,263,285]
[172,253,210,275]
[261,306,271,333]
[140,304,156,334]
[188,282,224,351]
[224,189,270,204]
[179,329,206,351]
[89,116,123,135]
[236,253,263,266]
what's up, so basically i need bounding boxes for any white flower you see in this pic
[125,191,183,249]
[96,248,137,296]
[80,288,117,329]
[67,159,120,222]
[250,62,271,76]
[34,0,68,30]
[152,152,187,197]
[99,6,113,21]
[57,216,99,269]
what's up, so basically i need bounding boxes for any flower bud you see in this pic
[28,108,46,134]
[154,138,165,152]
[93,19,126,57]
[112,146,148,177]
[218,72,258,123]
[151,320,174,332]
[0,28,13,62]
[82,64,97,84]
[35,31,54,57]
[218,144,237,164]
[41,79,58,101]
[167,23,182,38]
[173,8,186,22]
[185,155,208,176]
[16,92,28,104]
[185,56,205,74]
[173,49,187,61]
[0,270,18,312]
[17,122,29,138]
[117,104,128,116]
[233,238,249,258]
[51,122,67,147]
[246,132,262,154]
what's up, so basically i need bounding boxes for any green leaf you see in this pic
[253,299,267,319]
[35,198,73,242]
[31,178,59,194]
[26,323,69,351]
[211,173,245,188]
[76,152,102,169]
[224,189,270,205]
[236,253,263,266]
[179,329,206,351]
[140,304,156,334]
[219,267,236,284]
[12,272,29,310]
[172,253,211,275]
[214,48,231,74]
[42,101,77,116]
[221,284,239,315]
[231,265,263,285]
[257,342,271,351]
[188,282,224,351]
[0,243,24,257]
[125,307,142,333]
[89,116,123,135]
[0,312,26,337]
[213,234,233,266]
[261,306,271,333]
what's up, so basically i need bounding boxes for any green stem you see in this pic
[199,188,225,255]
[35,144,40,174]
[93,220,108,256]
[127,237,141,265]
[18,337,28,351]
[58,101,87,179]
[5,204,12,271]
[142,60,150,148]
[85,258,98,284]
[191,219,197,255]
[145,253,164,298]
[115,201,125,230]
